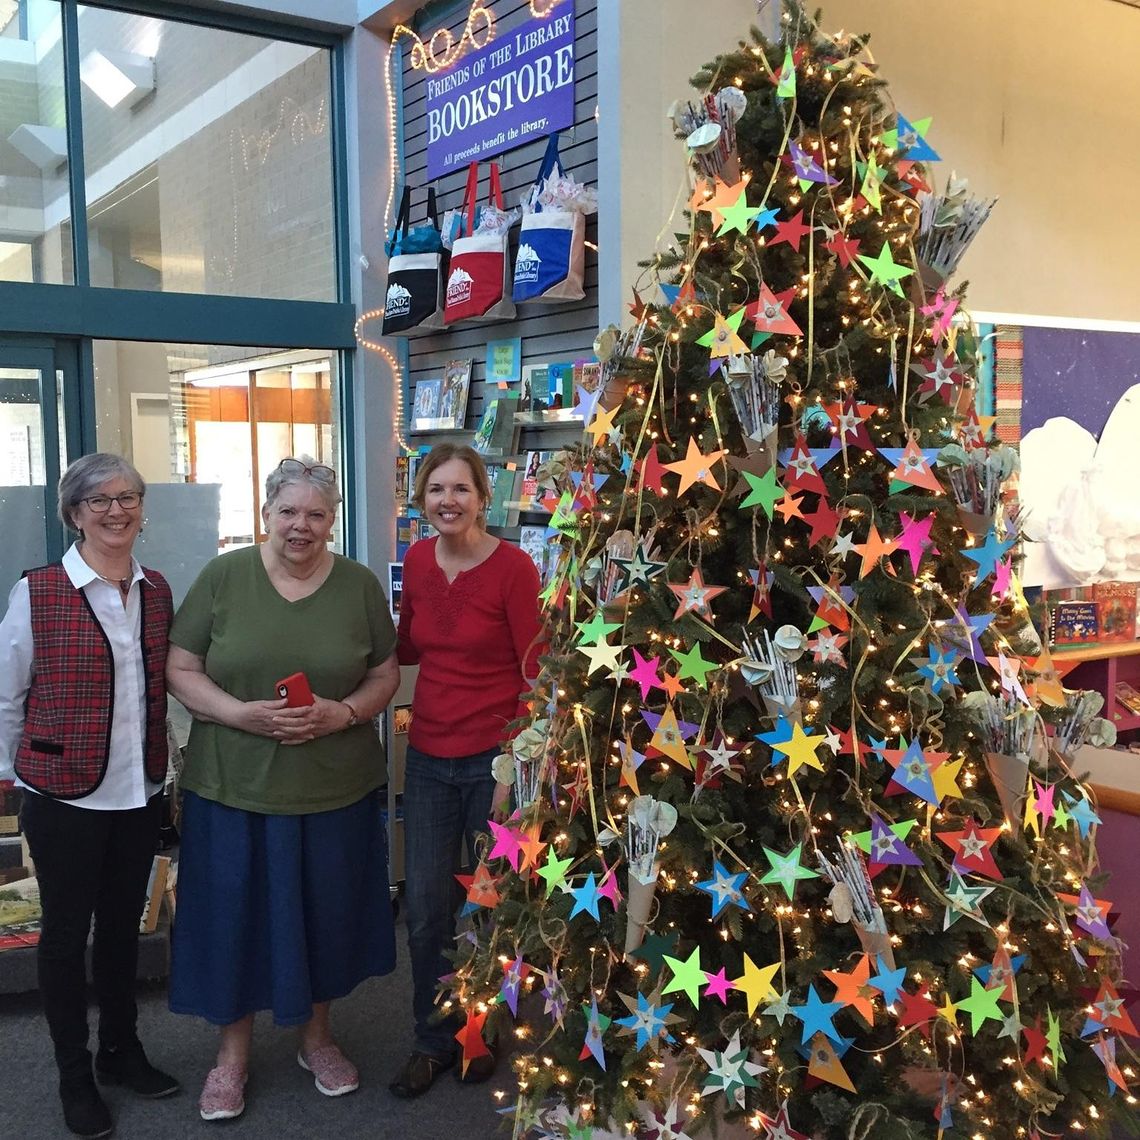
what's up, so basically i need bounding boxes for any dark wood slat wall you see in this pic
[396,0,600,445]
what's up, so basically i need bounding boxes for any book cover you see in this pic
[486,463,521,528]
[1050,600,1099,647]
[521,450,543,506]
[395,513,416,561]
[439,359,472,429]
[473,401,499,453]
[0,876,40,952]
[519,525,553,581]
[1093,580,1138,643]
[523,364,551,414]
[547,361,575,410]
[412,378,442,426]
[394,454,410,509]
[388,562,403,617]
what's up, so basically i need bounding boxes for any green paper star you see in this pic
[628,930,678,982]
[536,847,573,898]
[943,872,995,929]
[764,989,793,1024]
[759,843,820,901]
[775,45,796,99]
[739,467,782,519]
[1051,800,1072,831]
[696,306,746,349]
[716,186,762,236]
[668,641,718,689]
[662,945,705,1006]
[1046,1008,1066,1072]
[956,976,1006,1035]
[575,612,623,646]
[857,241,915,297]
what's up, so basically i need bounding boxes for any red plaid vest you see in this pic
[15,563,173,799]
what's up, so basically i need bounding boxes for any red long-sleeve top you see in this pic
[397,537,542,759]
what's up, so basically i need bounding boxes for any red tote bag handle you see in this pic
[460,161,505,237]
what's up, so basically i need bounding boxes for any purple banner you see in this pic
[425,7,575,180]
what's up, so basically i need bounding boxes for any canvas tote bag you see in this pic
[513,133,586,304]
[443,162,516,325]
[382,186,445,335]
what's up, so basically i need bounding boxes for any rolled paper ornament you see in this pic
[984,750,1029,839]
[623,864,661,957]
[491,752,514,784]
[626,795,678,885]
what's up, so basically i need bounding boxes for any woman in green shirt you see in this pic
[166,458,400,1123]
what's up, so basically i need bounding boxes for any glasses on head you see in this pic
[81,491,143,513]
[277,458,336,482]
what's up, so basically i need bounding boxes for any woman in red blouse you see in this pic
[388,444,541,1099]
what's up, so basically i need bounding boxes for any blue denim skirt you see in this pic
[169,788,396,1026]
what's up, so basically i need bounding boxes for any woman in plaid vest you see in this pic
[0,453,180,1139]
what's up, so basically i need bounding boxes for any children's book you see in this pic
[439,359,472,429]
[1093,580,1138,643]
[1049,600,1098,647]
[546,361,575,409]
[412,379,442,427]
[519,525,554,582]
[473,401,499,453]
[1115,680,1140,716]
[523,364,551,414]
[486,463,521,528]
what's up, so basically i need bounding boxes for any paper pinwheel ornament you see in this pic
[879,438,943,493]
[615,990,682,1052]
[499,953,530,1016]
[639,1101,694,1140]
[789,139,838,190]
[696,309,749,361]
[884,112,940,161]
[744,284,802,337]
[697,1029,765,1107]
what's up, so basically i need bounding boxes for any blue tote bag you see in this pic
[513,134,586,304]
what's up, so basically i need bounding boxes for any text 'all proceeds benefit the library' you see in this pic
[424,8,576,179]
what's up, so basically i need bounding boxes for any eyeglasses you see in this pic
[81,491,143,513]
[277,458,337,482]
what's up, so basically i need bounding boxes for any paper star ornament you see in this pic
[455,1009,491,1074]
[734,953,780,1015]
[615,990,681,1052]
[695,859,751,919]
[760,842,820,901]
[664,437,726,495]
[768,208,812,252]
[805,1032,855,1092]
[696,309,749,359]
[744,284,802,336]
[697,1029,765,1108]
[579,996,612,1068]
[668,567,727,620]
[858,241,915,296]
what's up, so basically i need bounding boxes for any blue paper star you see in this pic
[580,996,611,1068]
[614,991,676,1051]
[1062,791,1102,839]
[869,956,907,1005]
[572,384,604,424]
[756,715,795,762]
[962,527,1017,587]
[893,112,940,161]
[695,859,752,919]
[792,983,844,1045]
[888,738,940,806]
[917,645,961,695]
[569,469,609,494]
[753,206,780,231]
[973,954,1026,989]
[569,873,601,921]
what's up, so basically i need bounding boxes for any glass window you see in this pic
[92,340,340,606]
[0,0,73,284]
[77,7,335,300]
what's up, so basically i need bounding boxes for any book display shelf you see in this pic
[1054,641,1140,734]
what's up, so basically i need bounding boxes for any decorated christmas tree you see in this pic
[449,4,1137,1136]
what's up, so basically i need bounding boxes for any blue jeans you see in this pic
[402,744,497,1058]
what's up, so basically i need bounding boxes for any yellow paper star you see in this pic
[664,437,727,496]
[696,308,749,359]
[585,402,621,445]
[930,755,966,803]
[648,707,693,769]
[770,720,827,779]
[734,953,781,1016]
[937,993,959,1027]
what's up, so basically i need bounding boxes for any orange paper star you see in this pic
[668,567,728,620]
[664,437,727,496]
[855,524,897,577]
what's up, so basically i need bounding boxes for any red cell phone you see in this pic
[275,672,314,707]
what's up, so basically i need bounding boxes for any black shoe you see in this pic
[388,1051,455,1099]
[456,1048,496,1084]
[60,1074,113,1139]
[95,1043,180,1099]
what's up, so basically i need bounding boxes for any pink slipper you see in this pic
[297,1044,359,1097]
[199,1064,247,1121]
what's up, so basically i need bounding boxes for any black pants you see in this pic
[21,791,162,1080]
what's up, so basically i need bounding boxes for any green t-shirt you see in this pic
[170,546,397,815]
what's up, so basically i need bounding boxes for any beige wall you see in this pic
[621,0,1140,325]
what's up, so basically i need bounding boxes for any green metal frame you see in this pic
[2,0,359,554]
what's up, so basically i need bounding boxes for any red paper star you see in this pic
[768,209,812,252]
[896,984,939,1039]
[636,442,668,495]
[628,289,647,320]
[824,231,862,268]
[804,496,843,548]
[455,1009,491,1074]
[825,397,877,450]
[1021,1019,1049,1068]
[936,819,1004,880]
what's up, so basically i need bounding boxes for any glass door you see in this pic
[0,342,68,596]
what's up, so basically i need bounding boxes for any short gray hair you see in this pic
[58,453,145,530]
[264,455,342,512]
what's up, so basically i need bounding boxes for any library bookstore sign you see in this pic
[424,8,575,180]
